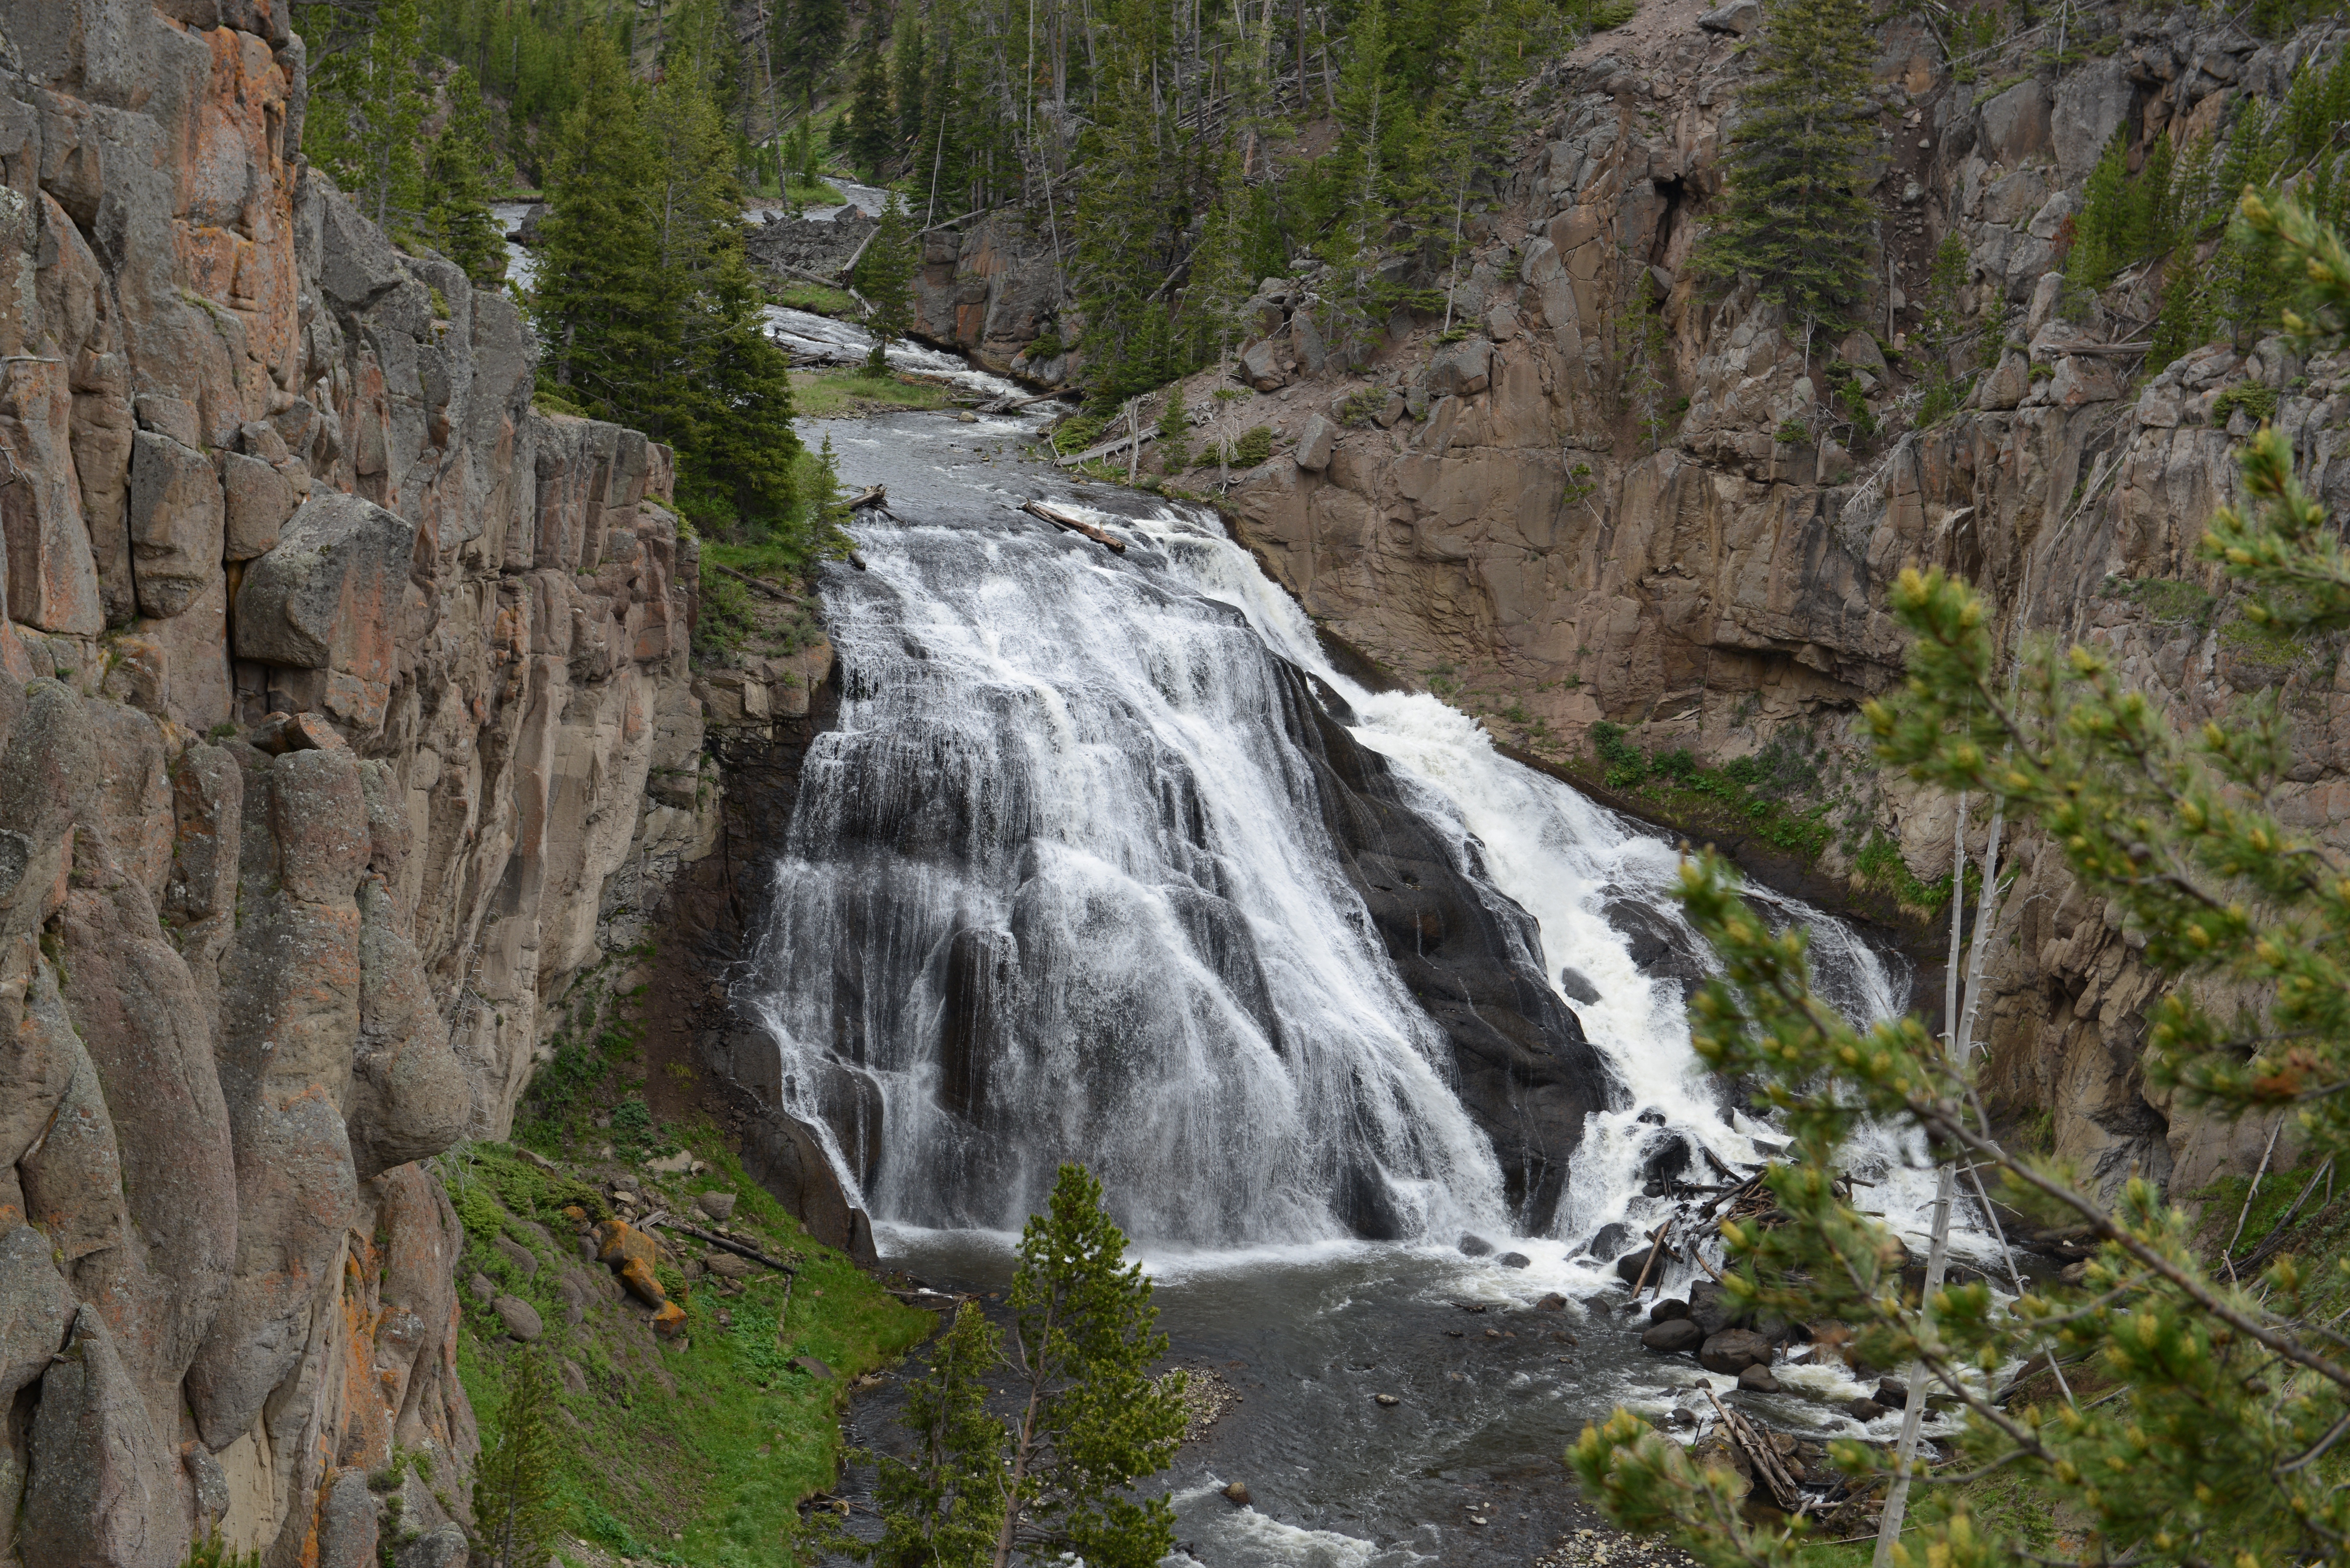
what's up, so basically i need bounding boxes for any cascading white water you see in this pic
[1119,507,1968,1276]
[744,510,1516,1247]
[745,480,1966,1264]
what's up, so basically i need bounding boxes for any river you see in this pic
[733,310,1982,1566]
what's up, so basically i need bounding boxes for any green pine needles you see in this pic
[1696,0,1878,334]
[850,1164,1186,1568]
[1571,195,2350,1568]
[473,1347,561,1568]
[857,194,920,376]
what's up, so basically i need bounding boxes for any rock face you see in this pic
[0,5,713,1564]
[1201,2,2350,1202]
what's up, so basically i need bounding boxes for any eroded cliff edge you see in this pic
[0,4,715,1564]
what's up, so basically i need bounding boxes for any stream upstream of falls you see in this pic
[739,310,1979,1566]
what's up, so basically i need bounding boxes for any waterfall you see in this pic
[742,494,1938,1258]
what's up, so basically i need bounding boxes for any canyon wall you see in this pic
[0,3,712,1564]
[1188,0,2347,1201]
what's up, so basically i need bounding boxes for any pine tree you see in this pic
[992,1163,1185,1568]
[780,0,850,110]
[1155,384,1189,474]
[473,1348,561,1568]
[423,68,509,288]
[680,256,803,531]
[847,45,896,177]
[1695,0,1877,336]
[302,0,432,231]
[531,31,665,417]
[892,8,930,160]
[857,192,919,374]
[861,1303,1009,1568]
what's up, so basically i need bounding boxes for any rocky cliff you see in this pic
[0,4,711,1564]
[1138,0,2349,1203]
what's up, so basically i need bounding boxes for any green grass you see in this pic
[789,368,951,418]
[772,280,860,316]
[450,1133,933,1568]
[783,176,847,207]
[1853,831,1954,917]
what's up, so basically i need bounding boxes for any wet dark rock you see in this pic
[1222,1481,1252,1505]
[1274,660,1612,1232]
[1497,1252,1531,1269]
[1558,967,1601,1004]
[1847,1398,1891,1421]
[1459,1233,1495,1257]
[1586,1222,1631,1258]
[1635,1108,1668,1126]
[1602,899,1710,1001]
[1649,1298,1691,1323]
[1736,1363,1781,1393]
[1536,1293,1569,1310]
[1874,1378,1910,1410]
[1697,1329,1773,1374]
[1614,1248,1661,1285]
[1336,1165,1411,1241]
[1687,1280,1743,1336]
[1641,1318,1704,1354]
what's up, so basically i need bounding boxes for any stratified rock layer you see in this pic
[0,4,714,1564]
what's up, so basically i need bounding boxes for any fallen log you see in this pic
[1703,1388,1802,1511]
[844,484,887,511]
[1052,425,1157,468]
[1022,499,1127,554]
[643,1215,799,1274]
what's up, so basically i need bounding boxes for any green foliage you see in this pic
[856,193,919,373]
[1913,232,1973,429]
[1232,425,1274,467]
[531,25,804,542]
[1695,0,1878,331]
[421,67,507,287]
[1774,418,1810,445]
[779,0,851,111]
[856,1303,1009,1568]
[1852,830,1951,916]
[2212,381,2280,425]
[847,44,897,177]
[610,1094,655,1153]
[300,0,431,229]
[1585,724,1834,861]
[1338,387,1390,427]
[1155,386,1190,473]
[473,1348,561,1568]
[180,1532,262,1568]
[2068,126,2171,297]
[847,1166,1183,1568]
[1570,194,2350,1568]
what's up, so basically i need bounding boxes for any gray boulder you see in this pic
[1422,335,1492,398]
[1737,1362,1781,1393]
[1641,1317,1705,1354]
[493,1295,545,1343]
[1293,413,1337,473]
[1239,338,1290,392]
[126,428,223,619]
[695,1190,739,1221]
[0,1225,76,1410]
[395,1524,470,1568]
[20,1307,181,1568]
[1698,1329,1774,1374]
[1977,78,2052,166]
[1697,0,1759,33]
[2054,57,2133,180]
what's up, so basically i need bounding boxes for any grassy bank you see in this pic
[790,368,952,417]
[445,962,932,1567]
[772,280,860,316]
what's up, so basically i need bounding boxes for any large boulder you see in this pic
[1698,1329,1775,1375]
[0,1225,76,1409]
[1641,1317,1705,1354]
[1239,338,1290,392]
[126,429,224,620]
[1421,335,1492,398]
[1293,413,1337,473]
[2054,57,2133,180]
[19,1307,182,1568]
[232,492,416,732]
[1977,77,2053,166]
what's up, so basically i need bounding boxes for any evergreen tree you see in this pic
[301,0,432,231]
[1155,384,1189,474]
[473,1349,561,1568]
[861,1303,1009,1568]
[892,8,930,160]
[1695,0,1877,336]
[780,0,850,110]
[1571,194,2350,1568]
[992,1163,1186,1568]
[682,256,803,530]
[531,31,665,416]
[423,68,508,288]
[857,193,919,374]
[848,45,897,177]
